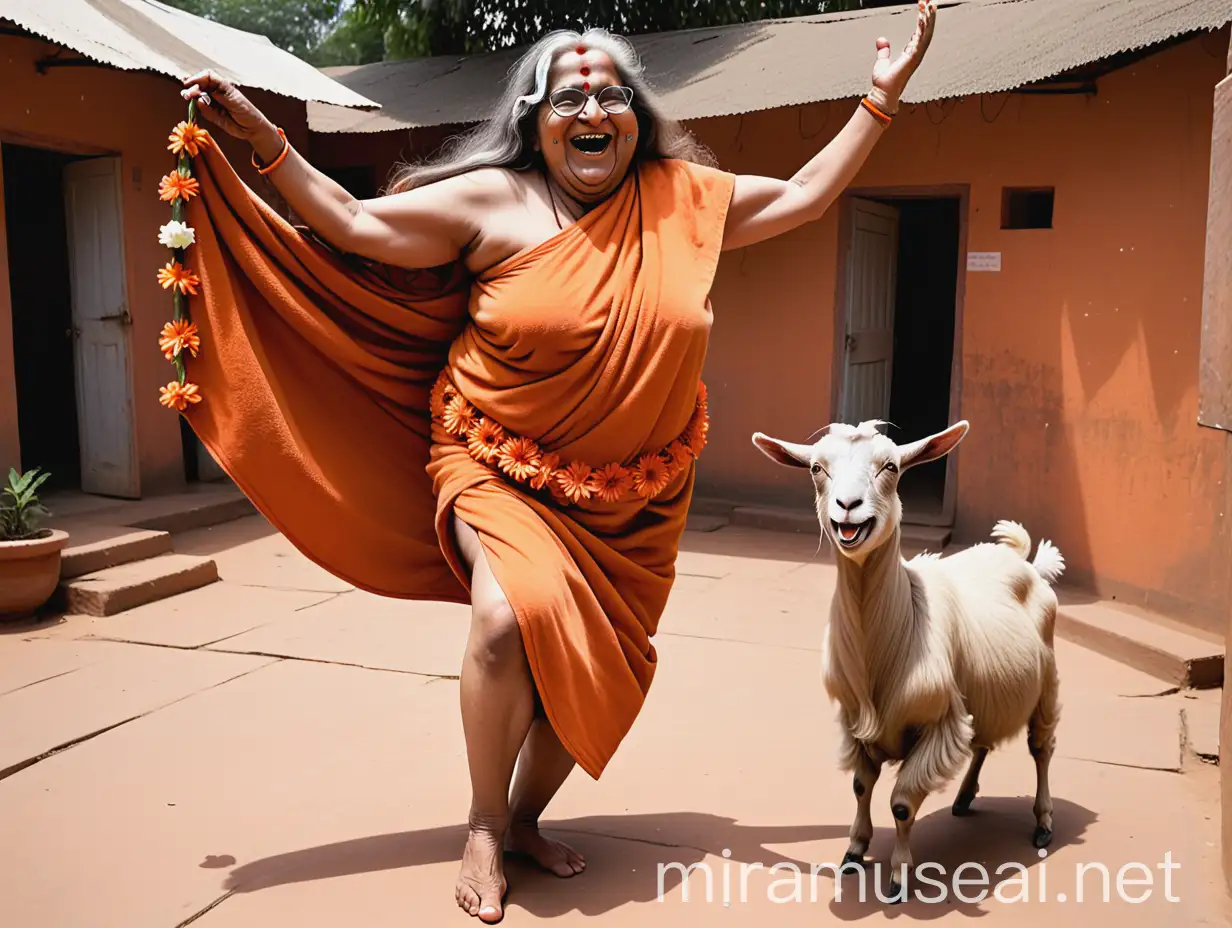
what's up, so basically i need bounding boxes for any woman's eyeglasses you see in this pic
[547,85,634,118]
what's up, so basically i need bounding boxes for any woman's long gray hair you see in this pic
[385,28,715,194]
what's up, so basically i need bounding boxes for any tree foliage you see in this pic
[351,0,891,58]
[161,0,385,66]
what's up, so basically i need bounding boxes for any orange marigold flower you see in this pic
[468,418,507,464]
[589,462,632,503]
[555,460,594,503]
[632,452,672,499]
[441,394,478,436]
[168,121,212,157]
[158,170,200,203]
[159,380,202,411]
[661,440,693,476]
[429,377,457,418]
[529,451,560,491]
[685,414,709,456]
[159,319,200,360]
[696,380,708,408]
[157,260,201,295]
[497,437,542,483]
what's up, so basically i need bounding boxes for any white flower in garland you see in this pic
[158,220,196,250]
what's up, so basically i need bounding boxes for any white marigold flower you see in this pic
[158,220,196,250]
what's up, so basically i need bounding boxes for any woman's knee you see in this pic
[468,594,525,672]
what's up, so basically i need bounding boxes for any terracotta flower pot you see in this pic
[0,529,69,620]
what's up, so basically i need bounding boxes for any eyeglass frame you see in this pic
[546,85,635,119]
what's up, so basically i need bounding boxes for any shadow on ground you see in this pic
[218,798,1095,919]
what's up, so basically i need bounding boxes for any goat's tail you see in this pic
[1032,538,1066,585]
[992,519,1065,585]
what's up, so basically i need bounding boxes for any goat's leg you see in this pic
[951,746,989,816]
[1028,655,1061,849]
[885,711,973,903]
[841,742,882,869]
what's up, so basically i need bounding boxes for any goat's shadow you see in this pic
[214,797,1096,919]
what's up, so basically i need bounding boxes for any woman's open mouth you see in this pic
[831,519,874,549]
[570,133,613,155]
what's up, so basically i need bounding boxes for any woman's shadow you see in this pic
[215,796,1096,919]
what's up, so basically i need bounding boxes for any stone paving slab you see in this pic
[76,582,338,649]
[0,659,465,928]
[208,590,471,676]
[174,518,355,594]
[0,639,272,775]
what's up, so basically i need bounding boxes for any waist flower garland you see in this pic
[430,373,709,505]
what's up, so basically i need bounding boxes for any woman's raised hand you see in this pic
[181,70,283,161]
[868,0,938,113]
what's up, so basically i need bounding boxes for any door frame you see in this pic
[830,184,971,528]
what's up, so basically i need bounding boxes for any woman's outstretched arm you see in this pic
[181,71,493,269]
[721,0,937,252]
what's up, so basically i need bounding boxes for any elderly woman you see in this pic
[178,2,936,921]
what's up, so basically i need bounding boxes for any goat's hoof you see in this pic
[1033,826,1053,849]
[952,795,976,816]
[841,851,866,871]
[887,880,906,904]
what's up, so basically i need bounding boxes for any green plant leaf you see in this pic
[13,468,34,495]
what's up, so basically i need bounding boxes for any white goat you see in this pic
[751,419,1064,902]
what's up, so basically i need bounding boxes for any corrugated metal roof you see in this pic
[1,0,378,109]
[307,0,1232,133]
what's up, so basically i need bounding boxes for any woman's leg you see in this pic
[506,717,586,876]
[453,515,536,923]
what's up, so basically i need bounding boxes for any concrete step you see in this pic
[57,523,173,580]
[44,484,256,537]
[54,554,219,617]
[121,495,255,536]
[1055,598,1224,690]
[901,523,952,551]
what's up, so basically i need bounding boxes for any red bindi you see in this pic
[580,66,590,76]
[583,81,590,91]
[576,45,587,54]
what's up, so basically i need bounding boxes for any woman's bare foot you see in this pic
[456,824,507,923]
[506,821,586,877]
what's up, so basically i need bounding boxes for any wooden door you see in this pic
[63,157,139,498]
[839,198,900,425]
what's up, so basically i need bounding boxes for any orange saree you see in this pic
[181,140,734,778]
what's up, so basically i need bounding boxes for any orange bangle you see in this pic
[860,97,893,127]
[252,127,289,175]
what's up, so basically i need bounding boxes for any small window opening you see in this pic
[1001,187,1054,229]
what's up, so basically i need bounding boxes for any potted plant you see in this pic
[0,467,69,620]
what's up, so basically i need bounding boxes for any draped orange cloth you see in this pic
[182,141,734,778]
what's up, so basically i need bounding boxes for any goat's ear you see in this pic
[899,420,969,471]
[751,432,814,468]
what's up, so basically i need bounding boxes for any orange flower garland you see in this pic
[431,371,709,505]
[158,102,212,409]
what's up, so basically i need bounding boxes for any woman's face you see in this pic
[534,47,639,203]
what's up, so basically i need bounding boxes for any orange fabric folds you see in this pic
[183,142,735,779]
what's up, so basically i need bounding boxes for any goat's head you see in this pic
[750,419,969,561]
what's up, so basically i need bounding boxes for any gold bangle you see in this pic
[252,127,289,175]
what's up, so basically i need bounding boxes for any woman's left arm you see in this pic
[722,0,937,252]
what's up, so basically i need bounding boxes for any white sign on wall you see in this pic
[967,252,1002,272]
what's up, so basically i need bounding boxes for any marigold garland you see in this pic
[431,371,709,505]
[157,101,212,409]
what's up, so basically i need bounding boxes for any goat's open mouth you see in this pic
[569,133,613,155]
[832,519,874,548]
